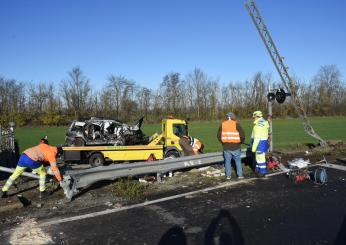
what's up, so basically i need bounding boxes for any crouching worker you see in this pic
[1,137,63,199]
[179,136,204,156]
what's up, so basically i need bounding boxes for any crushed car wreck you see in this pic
[65,116,148,146]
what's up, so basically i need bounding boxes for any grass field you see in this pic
[14,116,346,153]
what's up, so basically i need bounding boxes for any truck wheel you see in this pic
[88,153,105,167]
[164,151,180,159]
[74,138,85,146]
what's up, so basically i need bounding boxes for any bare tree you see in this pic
[99,88,113,118]
[0,77,26,125]
[312,65,343,115]
[186,68,209,119]
[137,87,152,118]
[160,72,184,116]
[107,75,137,120]
[60,67,92,119]
[27,83,48,114]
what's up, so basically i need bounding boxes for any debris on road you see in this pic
[9,218,53,245]
[288,158,311,169]
[200,168,225,178]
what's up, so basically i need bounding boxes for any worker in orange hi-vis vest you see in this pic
[179,136,204,156]
[190,136,203,155]
[1,137,63,199]
[217,112,245,180]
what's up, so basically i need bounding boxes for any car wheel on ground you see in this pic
[164,150,180,159]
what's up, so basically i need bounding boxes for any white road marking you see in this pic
[37,177,257,228]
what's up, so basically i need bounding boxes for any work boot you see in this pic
[257,173,266,178]
[39,190,50,199]
[1,191,8,198]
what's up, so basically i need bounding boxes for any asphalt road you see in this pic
[2,164,346,245]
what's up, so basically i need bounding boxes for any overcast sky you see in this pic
[1,0,345,90]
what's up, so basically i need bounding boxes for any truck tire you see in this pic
[74,138,85,146]
[88,153,105,167]
[164,150,180,159]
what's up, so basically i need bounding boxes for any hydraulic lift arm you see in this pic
[244,0,327,147]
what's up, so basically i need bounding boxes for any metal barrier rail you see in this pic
[0,166,40,179]
[0,150,251,200]
[62,150,250,200]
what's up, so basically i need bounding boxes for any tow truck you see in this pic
[62,118,190,167]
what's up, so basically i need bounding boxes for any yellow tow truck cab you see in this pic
[62,118,189,167]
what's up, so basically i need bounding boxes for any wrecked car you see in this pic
[65,116,148,146]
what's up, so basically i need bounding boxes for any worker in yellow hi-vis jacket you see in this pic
[250,111,269,177]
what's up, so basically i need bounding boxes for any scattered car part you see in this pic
[288,167,327,185]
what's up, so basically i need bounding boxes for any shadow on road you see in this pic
[158,209,244,245]
[335,215,346,245]
[205,209,244,245]
[158,225,187,245]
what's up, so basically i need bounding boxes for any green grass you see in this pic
[15,126,67,152]
[108,178,147,200]
[14,117,346,153]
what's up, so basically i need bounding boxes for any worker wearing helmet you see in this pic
[179,135,203,156]
[250,111,269,177]
[189,136,203,155]
[217,112,245,180]
[1,137,63,199]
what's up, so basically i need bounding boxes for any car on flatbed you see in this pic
[65,116,148,147]
[63,117,190,167]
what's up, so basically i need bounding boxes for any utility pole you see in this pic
[244,0,327,147]
[268,85,273,152]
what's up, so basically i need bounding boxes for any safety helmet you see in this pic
[40,135,49,144]
[226,112,236,119]
[252,111,263,118]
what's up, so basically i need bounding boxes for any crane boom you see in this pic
[244,0,327,147]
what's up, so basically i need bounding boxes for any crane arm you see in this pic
[244,0,327,147]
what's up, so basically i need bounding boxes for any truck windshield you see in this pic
[173,124,188,137]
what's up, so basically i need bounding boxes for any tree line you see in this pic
[0,65,345,127]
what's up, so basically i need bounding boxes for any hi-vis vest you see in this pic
[190,137,202,155]
[221,120,241,143]
[24,144,62,182]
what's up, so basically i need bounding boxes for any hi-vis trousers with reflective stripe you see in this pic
[2,165,47,192]
[255,151,267,175]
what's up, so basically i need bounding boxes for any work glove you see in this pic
[59,181,66,188]
[59,181,68,196]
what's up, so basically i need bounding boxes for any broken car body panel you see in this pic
[65,117,147,147]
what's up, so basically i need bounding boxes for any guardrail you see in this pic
[0,148,251,201]
[62,149,251,200]
[0,166,40,179]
